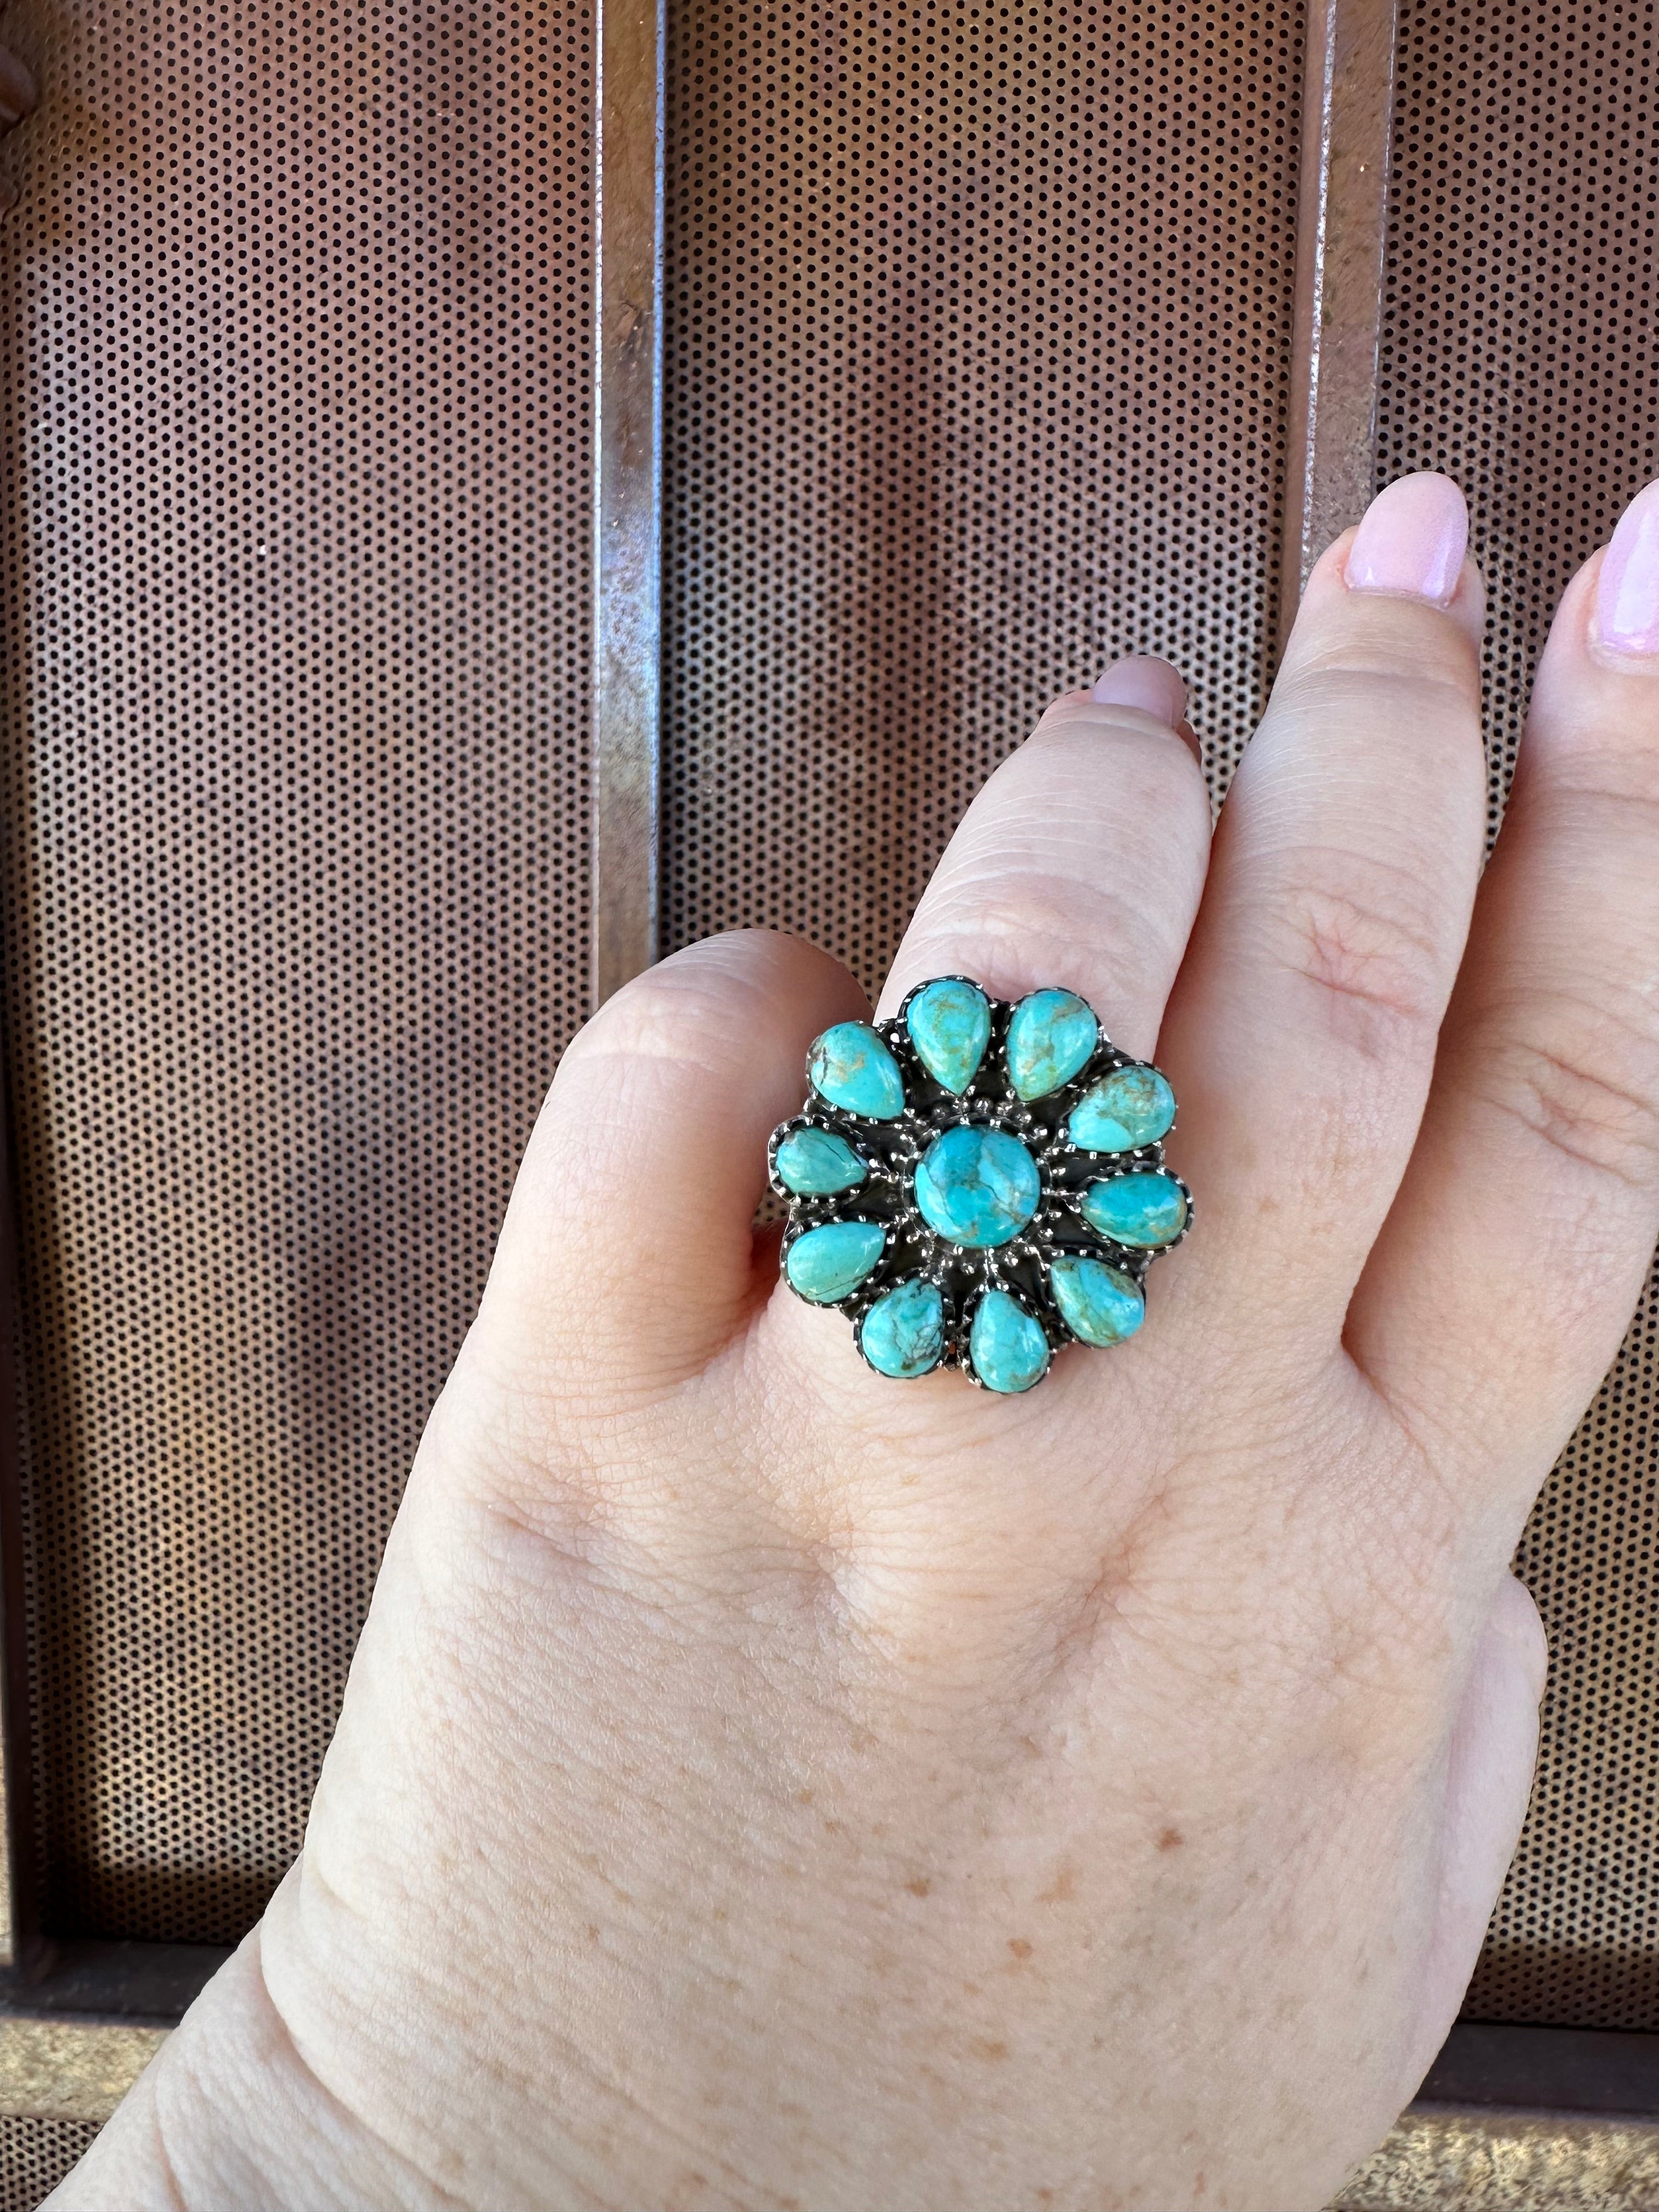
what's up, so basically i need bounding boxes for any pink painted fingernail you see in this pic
[1594,481,1659,657]
[1344,472,1468,606]
[1090,655,1187,725]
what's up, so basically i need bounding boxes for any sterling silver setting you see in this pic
[768,976,1191,1394]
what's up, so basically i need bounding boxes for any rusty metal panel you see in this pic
[660,0,1308,992]
[0,0,594,1944]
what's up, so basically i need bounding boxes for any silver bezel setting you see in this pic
[768,976,1192,1391]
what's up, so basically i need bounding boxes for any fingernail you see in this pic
[1593,481,1659,657]
[1090,655,1187,725]
[1344,472,1468,606]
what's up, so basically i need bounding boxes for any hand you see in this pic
[57,472,1659,2210]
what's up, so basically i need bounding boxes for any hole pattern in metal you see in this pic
[0,2115,99,2208]
[661,0,1307,996]
[0,0,594,1942]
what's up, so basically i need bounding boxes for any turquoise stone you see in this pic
[1006,988,1098,1100]
[808,1022,905,1120]
[786,1220,887,1302]
[860,1278,945,1379]
[1068,1064,1176,1152]
[1081,1172,1188,1250]
[775,1125,868,1196]
[969,1289,1050,1394]
[913,1124,1041,1249]
[1049,1253,1144,1346]
[906,978,991,1094]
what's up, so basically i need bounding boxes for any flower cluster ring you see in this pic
[767,976,1192,1394]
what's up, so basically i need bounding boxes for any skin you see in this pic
[52,483,1659,2210]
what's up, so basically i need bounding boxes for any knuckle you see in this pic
[1285,628,1481,720]
[1472,998,1659,1194]
[1271,865,1452,1054]
[1022,711,1210,816]
[1536,749,1659,827]
[569,934,823,1075]
[910,870,1175,1014]
[901,725,1210,1004]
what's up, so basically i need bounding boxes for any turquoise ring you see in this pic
[768,977,1191,1395]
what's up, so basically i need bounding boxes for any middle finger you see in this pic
[1158,472,1489,1336]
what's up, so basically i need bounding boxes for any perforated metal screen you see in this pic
[661,0,1306,995]
[1378,0,1659,2030]
[0,2114,98,2210]
[0,0,594,1942]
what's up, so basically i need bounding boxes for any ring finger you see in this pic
[877,656,1212,1062]
[758,654,1213,1412]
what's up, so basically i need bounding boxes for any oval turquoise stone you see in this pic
[905,978,991,1094]
[808,1022,906,1120]
[1005,988,1098,1101]
[1068,1064,1176,1152]
[1081,1172,1188,1249]
[785,1220,887,1303]
[1049,1253,1145,1346]
[969,1289,1050,1393]
[775,1125,868,1196]
[913,1124,1041,1249]
[860,1278,945,1379]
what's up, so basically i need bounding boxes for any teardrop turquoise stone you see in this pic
[905,978,991,1094]
[1081,1172,1187,1250]
[785,1220,887,1303]
[775,1125,868,1196]
[860,1278,945,1378]
[1068,1064,1176,1152]
[1049,1253,1144,1346]
[808,1022,906,1120]
[913,1124,1041,1249]
[969,1288,1049,1393]
[1005,989,1098,1101]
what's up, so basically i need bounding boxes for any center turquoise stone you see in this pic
[913,1124,1042,1248]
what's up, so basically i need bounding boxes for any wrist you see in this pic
[49,1918,443,2212]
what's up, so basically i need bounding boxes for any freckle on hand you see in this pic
[907,1876,932,1898]
[1007,1937,1033,1960]
[1158,1827,1184,1852]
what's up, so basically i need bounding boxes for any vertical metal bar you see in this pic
[591,0,665,1006]
[0,1084,40,1982]
[0,41,42,1990]
[1279,0,1400,658]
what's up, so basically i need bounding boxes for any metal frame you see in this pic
[590,0,665,1006]
[1279,0,1400,655]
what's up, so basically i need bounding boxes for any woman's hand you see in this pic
[59,472,1659,2210]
